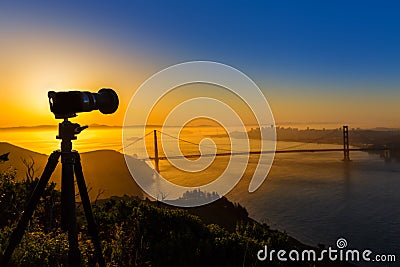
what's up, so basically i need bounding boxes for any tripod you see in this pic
[1,119,106,267]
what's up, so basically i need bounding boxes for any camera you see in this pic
[48,88,119,119]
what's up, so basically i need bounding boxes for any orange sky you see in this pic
[0,28,146,127]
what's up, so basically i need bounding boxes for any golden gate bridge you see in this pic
[122,126,390,172]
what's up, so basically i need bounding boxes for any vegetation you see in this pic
[0,167,353,266]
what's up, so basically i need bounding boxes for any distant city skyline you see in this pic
[0,1,399,128]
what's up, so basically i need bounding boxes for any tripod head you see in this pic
[57,118,88,152]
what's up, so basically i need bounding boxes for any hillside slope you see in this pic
[0,142,144,199]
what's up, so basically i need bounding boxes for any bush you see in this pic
[1,169,313,266]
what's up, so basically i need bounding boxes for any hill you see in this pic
[0,142,144,199]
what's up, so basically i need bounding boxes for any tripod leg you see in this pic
[61,152,81,266]
[73,152,106,267]
[1,151,60,266]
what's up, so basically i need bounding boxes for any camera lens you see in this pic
[96,88,119,114]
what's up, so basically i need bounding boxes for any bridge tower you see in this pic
[343,125,350,161]
[384,149,391,162]
[153,130,160,172]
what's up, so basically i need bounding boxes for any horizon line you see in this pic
[1,123,399,131]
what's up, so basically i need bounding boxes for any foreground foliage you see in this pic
[0,168,314,266]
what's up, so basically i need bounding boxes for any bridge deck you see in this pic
[149,147,387,160]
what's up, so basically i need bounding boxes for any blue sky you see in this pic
[2,1,399,88]
[0,1,399,127]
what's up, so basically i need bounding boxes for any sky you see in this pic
[0,1,399,128]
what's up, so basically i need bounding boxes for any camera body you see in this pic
[48,88,119,119]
